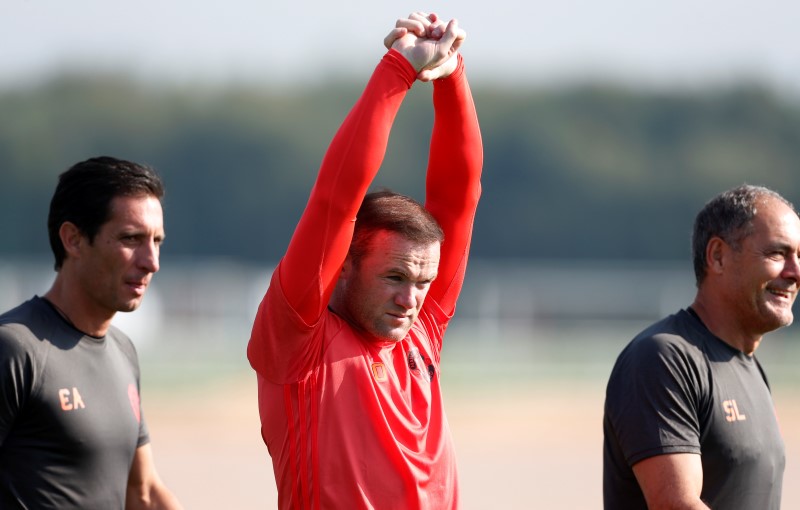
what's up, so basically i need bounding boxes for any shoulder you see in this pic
[0,300,53,397]
[621,311,706,362]
[0,323,35,362]
[0,297,43,329]
[106,324,140,365]
[609,311,710,387]
[0,298,50,359]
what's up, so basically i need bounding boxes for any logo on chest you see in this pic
[371,362,388,382]
[722,399,747,422]
[58,387,86,411]
[407,348,435,382]
[57,383,142,423]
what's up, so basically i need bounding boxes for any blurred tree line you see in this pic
[1,74,798,264]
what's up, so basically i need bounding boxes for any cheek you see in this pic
[415,288,430,307]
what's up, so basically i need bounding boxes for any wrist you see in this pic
[434,54,464,82]
[384,49,418,86]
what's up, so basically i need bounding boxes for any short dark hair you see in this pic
[48,156,165,270]
[349,190,444,265]
[692,184,796,286]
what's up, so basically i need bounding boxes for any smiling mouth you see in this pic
[767,288,794,299]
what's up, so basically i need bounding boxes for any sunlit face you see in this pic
[338,230,440,342]
[723,198,800,337]
[74,195,164,319]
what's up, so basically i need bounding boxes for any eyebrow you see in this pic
[762,240,794,253]
[118,229,166,242]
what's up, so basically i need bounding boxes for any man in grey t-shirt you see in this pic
[604,184,798,509]
[0,157,182,509]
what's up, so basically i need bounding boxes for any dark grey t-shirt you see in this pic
[0,297,150,509]
[603,308,785,509]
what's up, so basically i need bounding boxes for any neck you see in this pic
[44,278,113,337]
[690,297,761,355]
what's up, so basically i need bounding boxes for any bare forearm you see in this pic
[645,500,710,510]
[126,482,183,510]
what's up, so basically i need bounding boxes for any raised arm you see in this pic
[277,19,468,324]
[424,25,483,313]
[278,51,417,323]
[249,19,472,378]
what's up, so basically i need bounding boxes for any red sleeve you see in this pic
[279,50,416,323]
[425,55,483,315]
[248,51,416,376]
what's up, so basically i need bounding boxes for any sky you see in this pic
[2,0,799,92]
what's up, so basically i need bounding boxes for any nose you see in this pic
[138,238,160,274]
[394,284,419,310]
[784,252,800,284]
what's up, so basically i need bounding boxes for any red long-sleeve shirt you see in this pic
[248,49,482,510]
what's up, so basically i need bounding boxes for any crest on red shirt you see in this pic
[371,362,388,382]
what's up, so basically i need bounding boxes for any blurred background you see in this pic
[2,1,800,508]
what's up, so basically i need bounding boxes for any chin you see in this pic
[372,326,410,342]
[760,314,793,333]
[118,300,143,313]
[772,304,794,324]
[373,332,405,342]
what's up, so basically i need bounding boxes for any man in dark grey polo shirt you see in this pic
[604,184,797,509]
[0,157,183,509]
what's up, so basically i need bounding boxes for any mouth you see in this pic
[126,280,149,295]
[766,287,795,301]
[386,312,411,323]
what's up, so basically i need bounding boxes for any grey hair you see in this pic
[692,184,796,286]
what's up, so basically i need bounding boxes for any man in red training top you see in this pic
[247,11,482,510]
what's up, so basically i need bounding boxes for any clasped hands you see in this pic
[384,11,466,82]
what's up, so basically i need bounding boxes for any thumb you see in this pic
[384,27,409,50]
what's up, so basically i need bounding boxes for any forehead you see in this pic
[748,198,800,243]
[104,194,164,230]
[363,231,440,267]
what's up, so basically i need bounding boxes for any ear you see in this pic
[339,255,354,281]
[330,256,353,307]
[59,222,85,260]
[705,237,728,276]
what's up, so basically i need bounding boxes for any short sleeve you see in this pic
[0,327,33,445]
[605,332,706,466]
